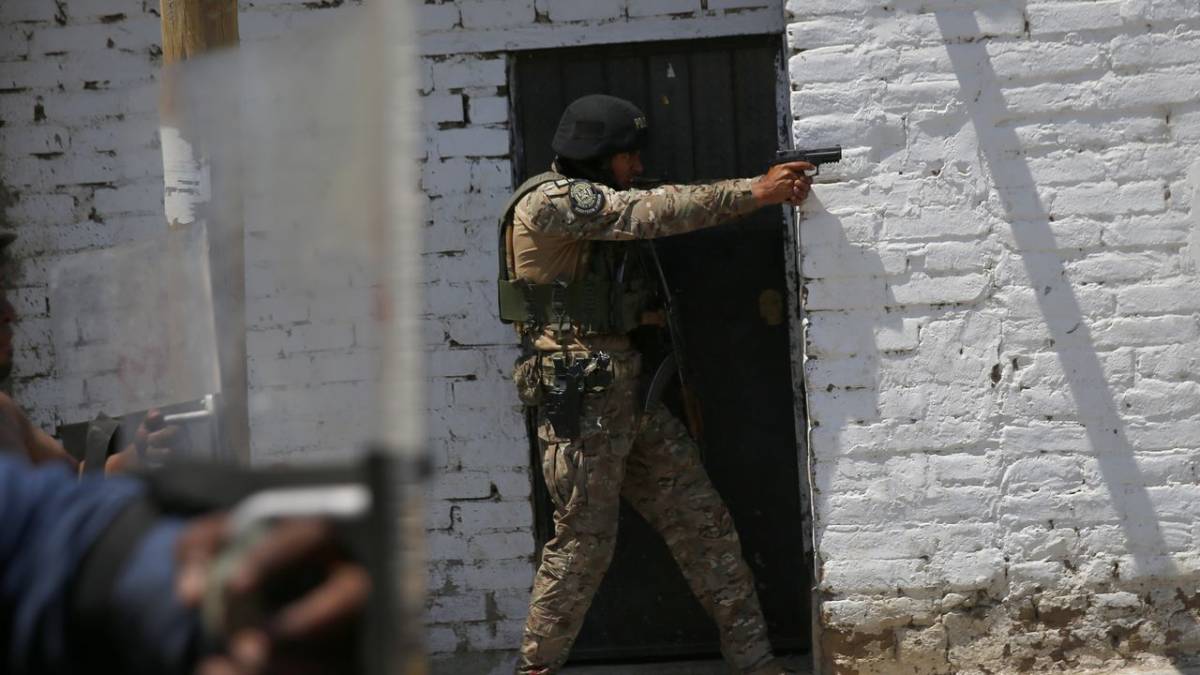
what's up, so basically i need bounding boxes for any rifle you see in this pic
[775,145,842,175]
[643,242,705,447]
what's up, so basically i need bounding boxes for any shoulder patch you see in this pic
[568,181,605,217]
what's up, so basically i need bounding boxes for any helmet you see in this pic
[551,94,648,162]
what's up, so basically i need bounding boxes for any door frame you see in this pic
[505,34,822,672]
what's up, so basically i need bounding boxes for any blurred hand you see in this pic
[106,409,180,474]
[177,515,370,675]
[752,161,814,207]
[0,392,29,456]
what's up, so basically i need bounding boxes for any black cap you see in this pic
[551,95,648,162]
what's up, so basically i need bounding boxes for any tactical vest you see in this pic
[496,172,655,336]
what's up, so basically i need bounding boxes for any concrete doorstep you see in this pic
[562,655,812,674]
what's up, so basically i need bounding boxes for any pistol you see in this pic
[774,145,842,175]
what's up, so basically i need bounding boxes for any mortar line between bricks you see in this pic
[935,10,1193,636]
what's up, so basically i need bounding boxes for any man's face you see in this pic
[609,150,644,189]
[0,287,13,380]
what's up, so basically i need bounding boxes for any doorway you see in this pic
[511,35,810,664]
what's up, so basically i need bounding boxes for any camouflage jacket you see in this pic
[509,176,759,285]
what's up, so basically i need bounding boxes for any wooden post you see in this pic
[159,0,251,465]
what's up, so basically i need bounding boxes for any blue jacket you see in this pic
[0,454,197,674]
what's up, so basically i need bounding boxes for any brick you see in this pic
[471,159,513,191]
[1053,181,1167,217]
[886,273,990,307]
[427,593,487,624]
[805,355,876,390]
[628,0,699,19]
[1119,0,1200,23]
[1066,251,1179,284]
[988,41,1106,82]
[467,531,535,560]
[431,56,507,90]
[805,278,886,311]
[1117,281,1200,315]
[1107,71,1200,110]
[1111,30,1200,70]
[467,95,508,125]
[0,0,58,23]
[1136,345,1200,382]
[1123,379,1200,420]
[434,127,510,158]
[710,0,769,8]
[418,2,460,31]
[1094,316,1199,349]
[1027,1,1127,35]
[423,94,465,124]
[542,0,626,21]
[459,0,536,30]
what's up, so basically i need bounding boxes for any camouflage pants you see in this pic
[517,351,774,674]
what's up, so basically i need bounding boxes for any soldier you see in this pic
[497,94,813,675]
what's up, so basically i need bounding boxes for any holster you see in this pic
[540,351,613,440]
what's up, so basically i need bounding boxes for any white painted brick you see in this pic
[1066,251,1178,285]
[1136,345,1200,382]
[419,2,460,32]
[1094,316,1199,350]
[1120,0,1200,23]
[1117,281,1200,315]
[886,273,990,306]
[461,619,524,651]
[471,159,513,191]
[423,94,465,124]
[1027,1,1127,35]
[1052,181,1167,217]
[427,594,487,624]
[467,531,535,560]
[459,0,536,30]
[1106,70,1200,110]
[467,95,508,125]
[0,0,58,23]
[988,41,1106,82]
[805,278,885,311]
[710,0,770,8]
[431,56,507,90]
[538,0,624,22]
[434,127,510,158]
[0,26,31,60]
[1111,30,1200,71]
[628,0,699,18]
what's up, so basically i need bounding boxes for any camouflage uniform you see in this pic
[508,175,780,674]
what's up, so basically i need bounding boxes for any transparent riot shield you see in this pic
[47,3,423,673]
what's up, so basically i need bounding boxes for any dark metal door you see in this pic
[512,35,809,663]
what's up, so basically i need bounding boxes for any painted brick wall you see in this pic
[2,1,787,671]
[789,1,1200,671]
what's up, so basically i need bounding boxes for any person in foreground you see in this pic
[498,94,813,674]
[0,451,369,675]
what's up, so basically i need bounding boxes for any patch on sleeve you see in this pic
[568,181,605,217]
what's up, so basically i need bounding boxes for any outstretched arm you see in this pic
[521,161,814,241]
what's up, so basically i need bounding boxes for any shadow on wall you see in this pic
[935,3,1194,637]
[798,190,886,567]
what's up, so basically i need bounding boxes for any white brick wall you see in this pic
[2,0,788,670]
[791,1,1200,671]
